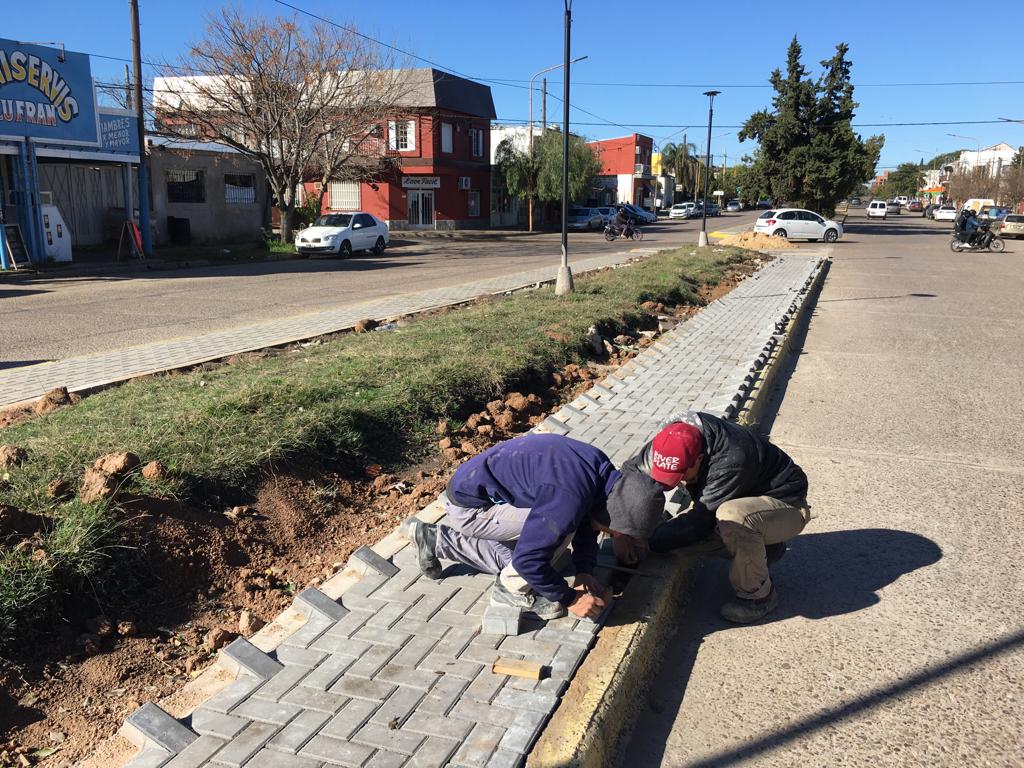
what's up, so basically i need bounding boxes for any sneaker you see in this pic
[720,587,779,624]
[403,517,442,580]
[766,542,787,566]
[490,576,566,621]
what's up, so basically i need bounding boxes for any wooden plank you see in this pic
[492,658,544,680]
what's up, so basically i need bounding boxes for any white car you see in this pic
[894,195,909,208]
[669,203,696,219]
[932,205,958,222]
[753,208,844,242]
[296,212,389,257]
[866,200,888,219]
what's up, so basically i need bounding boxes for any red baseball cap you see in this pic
[649,422,704,487]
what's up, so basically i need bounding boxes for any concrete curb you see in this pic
[526,252,829,768]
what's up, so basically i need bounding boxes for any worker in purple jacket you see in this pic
[404,434,666,621]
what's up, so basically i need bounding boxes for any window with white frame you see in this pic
[470,128,484,157]
[388,119,416,151]
[441,122,453,153]
[328,181,360,210]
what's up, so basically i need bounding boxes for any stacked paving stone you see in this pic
[0,249,658,408]
[118,253,823,768]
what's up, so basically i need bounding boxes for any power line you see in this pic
[477,78,1024,89]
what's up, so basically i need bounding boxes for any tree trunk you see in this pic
[279,205,294,244]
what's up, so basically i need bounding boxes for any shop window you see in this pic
[224,173,256,204]
[167,169,205,204]
[329,181,360,210]
[441,122,453,153]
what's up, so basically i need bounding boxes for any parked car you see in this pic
[620,203,657,224]
[295,212,389,257]
[932,205,958,222]
[885,200,901,215]
[594,206,617,225]
[755,199,773,209]
[567,206,604,230]
[850,197,862,206]
[702,202,721,217]
[753,208,843,242]
[894,195,910,208]
[866,200,888,219]
[669,202,695,219]
[979,206,1010,221]
[998,213,1024,239]
[907,200,924,213]
[725,199,742,212]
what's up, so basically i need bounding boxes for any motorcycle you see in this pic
[950,222,1005,253]
[604,220,644,242]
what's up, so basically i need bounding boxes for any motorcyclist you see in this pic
[611,206,631,235]
[963,208,983,245]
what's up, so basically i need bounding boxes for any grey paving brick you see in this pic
[254,664,310,701]
[124,747,172,768]
[496,636,559,658]
[210,721,278,767]
[126,703,198,753]
[267,708,332,754]
[220,638,284,680]
[462,669,507,704]
[369,684,426,728]
[164,735,226,768]
[231,696,303,726]
[203,676,264,714]
[430,610,482,630]
[452,723,506,767]
[281,685,350,714]
[275,644,329,669]
[301,654,356,691]
[299,733,375,767]
[418,653,483,680]
[311,632,373,658]
[390,634,441,667]
[365,600,414,630]
[458,643,506,666]
[351,546,400,578]
[294,587,349,621]
[401,711,474,741]
[392,617,448,640]
[415,676,468,716]
[323,610,375,639]
[480,605,521,636]
[490,688,560,713]
[407,736,460,768]
[321,699,381,740]
[448,700,520,730]
[331,675,398,702]
[441,585,488,614]
[375,663,444,691]
[484,750,523,768]
[280,615,333,650]
[190,708,249,740]
[344,644,399,679]
[353,722,424,755]
[429,627,476,659]
[351,625,413,648]
[364,749,409,768]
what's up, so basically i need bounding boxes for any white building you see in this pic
[489,124,547,227]
[956,143,1017,176]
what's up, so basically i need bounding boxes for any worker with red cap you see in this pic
[621,410,810,623]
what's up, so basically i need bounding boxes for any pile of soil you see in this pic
[717,231,798,250]
[0,261,760,765]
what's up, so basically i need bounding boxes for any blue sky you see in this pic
[5,0,1023,171]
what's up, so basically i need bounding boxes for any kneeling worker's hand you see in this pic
[573,573,611,601]
[568,586,606,620]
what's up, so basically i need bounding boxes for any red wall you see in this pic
[589,133,653,175]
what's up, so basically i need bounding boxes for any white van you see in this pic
[894,195,910,207]
[962,198,996,214]
[866,200,888,219]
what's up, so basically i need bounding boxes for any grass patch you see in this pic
[0,245,750,647]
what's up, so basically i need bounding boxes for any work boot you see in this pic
[766,542,787,566]
[720,586,778,624]
[490,576,566,621]
[403,517,442,580]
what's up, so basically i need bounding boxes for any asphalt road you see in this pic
[622,210,1024,765]
[0,214,754,367]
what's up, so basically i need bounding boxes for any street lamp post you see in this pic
[528,54,587,232]
[555,1,575,295]
[698,90,721,247]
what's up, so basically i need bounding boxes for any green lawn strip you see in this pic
[0,245,748,646]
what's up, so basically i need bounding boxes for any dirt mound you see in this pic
[717,230,798,250]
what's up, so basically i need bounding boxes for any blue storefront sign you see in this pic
[0,38,99,145]
[99,111,140,155]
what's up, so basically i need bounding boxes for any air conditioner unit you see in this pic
[458,176,471,190]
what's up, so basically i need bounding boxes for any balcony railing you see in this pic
[634,163,652,177]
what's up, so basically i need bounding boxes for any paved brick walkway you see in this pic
[118,254,824,768]
[0,248,654,408]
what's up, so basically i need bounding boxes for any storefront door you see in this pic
[407,191,435,228]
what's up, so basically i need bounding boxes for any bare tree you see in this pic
[153,7,409,243]
[944,167,1000,203]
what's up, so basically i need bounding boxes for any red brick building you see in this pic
[310,69,496,230]
[587,133,655,208]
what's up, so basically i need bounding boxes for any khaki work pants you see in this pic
[686,496,810,600]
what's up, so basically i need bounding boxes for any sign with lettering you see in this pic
[401,175,440,189]
[99,111,139,154]
[0,39,98,145]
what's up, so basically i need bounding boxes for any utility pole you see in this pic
[124,64,132,109]
[130,0,152,257]
[698,90,720,247]
[541,78,547,130]
[555,0,575,295]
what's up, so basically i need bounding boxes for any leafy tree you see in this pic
[493,131,601,216]
[739,37,883,214]
[876,162,924,197]
[661,139,699,199]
